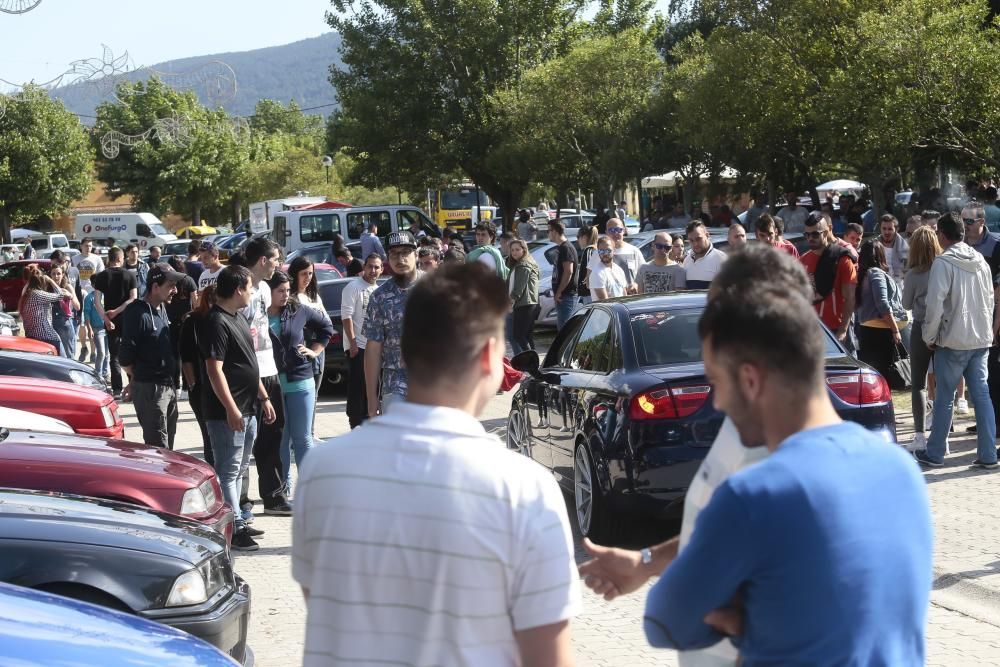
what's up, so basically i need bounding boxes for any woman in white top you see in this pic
[288,256,329,392]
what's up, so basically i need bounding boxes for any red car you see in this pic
[0,259,53,312]
[0,335,57,356]
[0,428,232,539]
[0,376,124,439]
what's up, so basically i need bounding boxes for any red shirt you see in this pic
[800,251,857,331]
[777,239,800,258]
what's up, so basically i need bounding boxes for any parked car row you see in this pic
[0,333,253,662]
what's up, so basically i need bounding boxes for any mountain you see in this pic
[53,32,343,121]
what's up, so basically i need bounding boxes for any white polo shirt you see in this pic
[292,401,581,667]
[339,276,377,350]
[682,247,727,289]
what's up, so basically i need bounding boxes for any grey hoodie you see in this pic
[922,242,994,350]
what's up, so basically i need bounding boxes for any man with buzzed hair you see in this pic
[636,231,687,293]
[800,211,856,344]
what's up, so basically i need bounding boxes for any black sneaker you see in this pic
[263,502,293,516]
[914,450,944,468]
[971,459,999,470]
[967,425,977,433]
[230,529,260,551]
[244,525,265,537]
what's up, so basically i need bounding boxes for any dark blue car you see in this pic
[0,582,238,666]
[507,292,896,542]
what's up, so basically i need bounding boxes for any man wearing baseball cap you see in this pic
[119,263,186,449]
[363,230,422,417]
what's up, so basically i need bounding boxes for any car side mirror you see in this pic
[510,350,541,378]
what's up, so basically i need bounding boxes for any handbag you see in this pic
[890,342,912,390]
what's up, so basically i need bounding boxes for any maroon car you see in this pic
[0,427,233,540]
[0,259,52,311]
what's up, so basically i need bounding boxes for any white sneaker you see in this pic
[178,389,189,401]
[910,432,926,452]
[956,398,970,415]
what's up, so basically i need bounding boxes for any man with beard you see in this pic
[589,236,628,301]
[365,231,422,415]
[636,231,686,293]
[119,263,186,449]
[879,214,909,290]
[683,221,727,289]
[800,212,856,345]
[579,245,932,665]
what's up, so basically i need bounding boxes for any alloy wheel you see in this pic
[574,446,593,535]
[506,409,531,458]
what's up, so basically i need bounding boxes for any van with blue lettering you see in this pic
[74,213,177,250]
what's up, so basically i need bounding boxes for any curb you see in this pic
[931,567,1000,628]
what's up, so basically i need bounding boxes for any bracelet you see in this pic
[260,396,270,402]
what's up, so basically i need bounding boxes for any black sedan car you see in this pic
[318,276,387,386]
[0,349,107,392]
[507,292,896,542]
[0,488,252,664]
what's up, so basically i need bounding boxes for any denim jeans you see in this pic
[926,347,997,464]
[54,316,76,360]
[93,329,109,378]
[555,295,576,331]
[206,415,258,530]
[280,388,315,490]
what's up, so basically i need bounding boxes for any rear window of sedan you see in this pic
[629,308,842,367]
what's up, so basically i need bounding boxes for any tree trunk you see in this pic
[192,206,202,226]
[766,178,777,214]
[0,208,11,245]
[231,197,241,227]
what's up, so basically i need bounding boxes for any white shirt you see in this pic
[677,418,767,667]
[71,253,105,293]
[682,247,727,288]
[292,402,580,667]
[590,261,627,299]
[197,266,223,291]
[240,280,278,378]
[776,205,810,234]
[340,277,377,350]
[588,242,645,283]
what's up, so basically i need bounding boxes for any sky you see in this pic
[0,0,673,89]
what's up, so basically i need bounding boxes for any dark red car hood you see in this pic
[0,430,212,487]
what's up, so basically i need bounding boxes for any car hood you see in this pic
[0,489,225,564]
[0,430,213,487]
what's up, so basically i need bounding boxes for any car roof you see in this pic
[602,291,709,311]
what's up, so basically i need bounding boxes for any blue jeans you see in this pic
[926,347,997,464]
[555,295,576,331]
[206,416,258,530]
[54,317,76,359]
[280,388,315,490]
[93,329,109,378]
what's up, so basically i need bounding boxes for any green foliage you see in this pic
[93,78,252,223]
[0,86,93,243]
[251,100,325,152]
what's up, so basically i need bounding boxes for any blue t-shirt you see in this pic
[83,291,104,330]
[644,422,932,666]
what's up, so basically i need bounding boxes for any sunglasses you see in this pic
[803,231,823,239]
[654,243,671,250]
[607,228,624,235]
[963,218,982,225]
[597,249,613,255]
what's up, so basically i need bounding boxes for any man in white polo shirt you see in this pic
[683,221,727,289]
[293,262,580,667]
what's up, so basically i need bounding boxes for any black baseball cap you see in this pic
[386,231,418,249]
[148,263,186,285]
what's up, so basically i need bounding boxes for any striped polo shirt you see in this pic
[292,401,581,666]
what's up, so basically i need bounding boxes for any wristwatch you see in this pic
[640,547,653,565]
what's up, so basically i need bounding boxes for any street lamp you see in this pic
[322,155,333,184]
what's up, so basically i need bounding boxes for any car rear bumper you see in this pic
[142,575,253,664]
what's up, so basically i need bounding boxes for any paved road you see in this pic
[119,387,1000,666]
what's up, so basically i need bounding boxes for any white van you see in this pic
[27,234,74,259]
[249,196,328,234]
[272,205,440,256]
[74,213,177,250]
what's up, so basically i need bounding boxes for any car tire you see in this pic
[573,443,616,543]
[506,407,531,459]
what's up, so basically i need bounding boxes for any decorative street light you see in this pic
[322,155,333,184]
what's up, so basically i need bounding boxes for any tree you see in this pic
[327,0,589,227]
[93,78,253,224]
[0,86,93,243]
[251,99,324,152]
[509,30,665,213]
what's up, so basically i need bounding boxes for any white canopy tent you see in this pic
[816,179,866,193]
[9,228,36,240]
[642,167,740,189]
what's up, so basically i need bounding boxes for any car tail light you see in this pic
[630,384,710,420]
[101,402,116,428]
[331,329,342,346]
[826,372,890,406]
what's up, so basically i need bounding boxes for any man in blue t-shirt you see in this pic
[579,245,932,666]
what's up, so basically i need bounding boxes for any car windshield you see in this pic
[629,307,841,367]
[441,189,489,209]
[150,223,170,236]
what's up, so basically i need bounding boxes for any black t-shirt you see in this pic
[91,267,138,317]
[165,275,197,331]
[552,241,578,296]
[196,305,259,419]
[184,260,205,283]
[118,299,177,385]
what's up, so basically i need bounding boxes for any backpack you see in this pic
[813,243,850,304]
[467,245,510,281]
